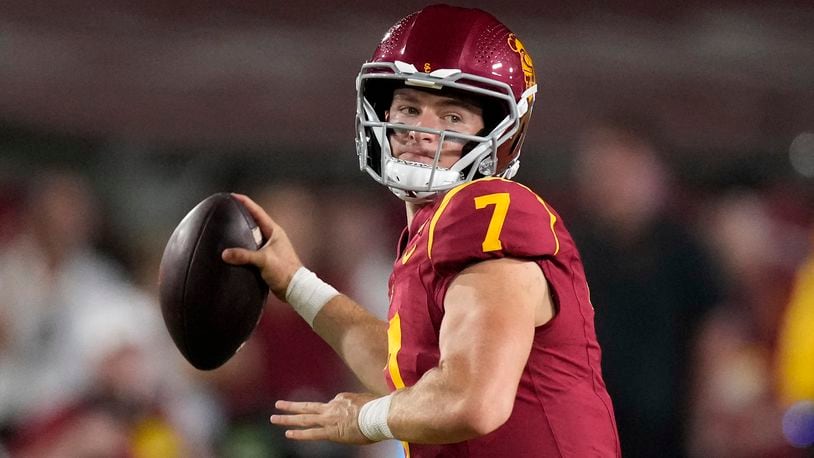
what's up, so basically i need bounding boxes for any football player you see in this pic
[223,4,620,456]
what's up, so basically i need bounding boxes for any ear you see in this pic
[384,110,390,121]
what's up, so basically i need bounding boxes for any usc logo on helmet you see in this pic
[423,62,432,73]
[507,34,535,90]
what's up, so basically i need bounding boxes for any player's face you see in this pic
[387,88,485,169]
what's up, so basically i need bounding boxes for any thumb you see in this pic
[222,247,262,267]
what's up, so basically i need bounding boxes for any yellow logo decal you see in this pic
[423,62,432,73]
[508,34,535,90]
[401,243,417,264]
[401,221,426,264]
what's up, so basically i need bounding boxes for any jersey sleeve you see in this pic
[427,178,561,276]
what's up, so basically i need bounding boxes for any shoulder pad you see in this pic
[427,178,561,275]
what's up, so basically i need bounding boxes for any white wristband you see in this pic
[284,266,339,327]
[358,394,395,442]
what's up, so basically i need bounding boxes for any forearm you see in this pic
[312,294,390,394]
[386,361,504,444]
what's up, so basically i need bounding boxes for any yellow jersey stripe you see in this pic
[500,178,560,256]
[387,313,406,389]
[537,197,560,256]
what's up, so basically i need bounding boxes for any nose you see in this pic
[407,113,441,143]
[408,129,434,143]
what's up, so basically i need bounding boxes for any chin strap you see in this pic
[386,162,520,204]
[384,159,462,189]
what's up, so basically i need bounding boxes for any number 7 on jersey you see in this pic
[474,192,510,252]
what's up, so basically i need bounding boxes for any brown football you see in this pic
[158,193,268,370]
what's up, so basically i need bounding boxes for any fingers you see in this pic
[271,402,332,442]
[221,247,262,266]
[231,193,276,240]
[284,428,331,441]
[270,413,322,428]
[271,397,369,445]
[275,400,325,414]
[223,194,275,267]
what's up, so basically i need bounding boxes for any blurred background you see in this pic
[1,0,813,456]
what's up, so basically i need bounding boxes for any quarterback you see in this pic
[223,4,620,456]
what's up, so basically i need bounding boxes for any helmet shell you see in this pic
[372,4,536,109]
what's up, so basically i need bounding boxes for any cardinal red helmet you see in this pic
[355,4,537,202]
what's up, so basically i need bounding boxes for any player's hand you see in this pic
[221,193,303,300]
[271,392,377,445]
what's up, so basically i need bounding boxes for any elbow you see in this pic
[455,394,514,437]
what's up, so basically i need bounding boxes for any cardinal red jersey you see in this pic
[385,177,620,457]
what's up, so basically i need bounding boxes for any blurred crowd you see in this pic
[568,120,814,457]
[0,117,812,457]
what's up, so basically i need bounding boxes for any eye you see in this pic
[444,113,463,124]
[399,106,420,116]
